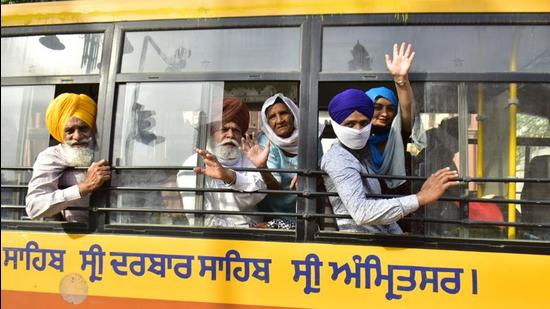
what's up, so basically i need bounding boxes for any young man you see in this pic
[321,89,459,234]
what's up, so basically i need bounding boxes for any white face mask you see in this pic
[332,121,372,150]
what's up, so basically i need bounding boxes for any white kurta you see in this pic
[26,144,88,222]
[176,153,266,227]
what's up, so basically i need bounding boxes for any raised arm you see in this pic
[385,42,415,132]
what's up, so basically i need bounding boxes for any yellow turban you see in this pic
[45,93,97,142]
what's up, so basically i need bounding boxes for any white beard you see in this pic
[61,141,94,167]
[209,138,240,164]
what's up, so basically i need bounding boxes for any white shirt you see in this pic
[25,144,88,222]
[176,153,266,227]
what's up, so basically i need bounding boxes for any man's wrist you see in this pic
[416,192,424,206]
[223,169,236,185]
[78,182,92,197]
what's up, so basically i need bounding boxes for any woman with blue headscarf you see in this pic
[365,42,418,190]
[321,89,459,234]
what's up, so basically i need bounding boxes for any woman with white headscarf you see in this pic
[242,93,326,229]
[247,93,300,227]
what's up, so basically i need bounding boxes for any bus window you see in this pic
[469,83,550,240]
[1,84,100,221]
[120,28,301,73]
[322,25,550,73]
[318,81,424,233]
[226,81,300,229]
[110,81,300,227]
[1,33,103,77]
[318,81,550,239]
[110,82,223,225]
[412,83,463,237]
[1,86,54,220]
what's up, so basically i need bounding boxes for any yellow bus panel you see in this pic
[2,0,550,27]
[2,230,549,308]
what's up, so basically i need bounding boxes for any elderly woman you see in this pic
[241,93,299,228]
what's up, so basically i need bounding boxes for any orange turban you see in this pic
[45,93,97,142]
[223,97,250,133]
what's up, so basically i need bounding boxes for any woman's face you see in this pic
[267,102,295,138]
[371,97,396,128]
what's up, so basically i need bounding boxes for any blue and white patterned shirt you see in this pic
[321,142,418,234]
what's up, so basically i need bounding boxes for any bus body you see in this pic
[2,0,550,308]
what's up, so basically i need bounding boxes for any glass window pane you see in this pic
[111,82,225,225]
[112,82,224,166]
[318,81,550,240]
[120,28,301,73]
[469,83,550,240]
[1,85,55,220]
[1,86,55,167]
[1,34,103,76]
[412,83,464,237]
[322,26,550,73]
[110,81,300,226]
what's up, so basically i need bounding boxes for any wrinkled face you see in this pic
[340,110,370,130]
[63,117,94,148]
[372,97,396,128]
[267,102,295,138]
[212,121,243,144]
[62,117,95,166]
[211,121,242,161]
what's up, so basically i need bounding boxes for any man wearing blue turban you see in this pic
[321,88,460,234]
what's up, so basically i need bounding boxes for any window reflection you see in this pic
[111,82,224,224]
[414,82,550,239]
[470,83,550,240]
[318,81,549,239]
[1,86,54,167]
[1,86,55,220]
[322,26,550,73]
[121,28,300,73]
[1,34,103,76]
[110,81,300,226]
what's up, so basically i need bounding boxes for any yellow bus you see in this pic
[2,0,550,308]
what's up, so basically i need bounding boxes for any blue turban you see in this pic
[328,89,374,124]
[366,87,398,108]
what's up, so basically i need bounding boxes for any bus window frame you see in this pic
[95,16,314,240]
[313,13,550,245]
[1,13,549,254]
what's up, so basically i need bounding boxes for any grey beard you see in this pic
[61,143,94,167]
[209,139,240,162]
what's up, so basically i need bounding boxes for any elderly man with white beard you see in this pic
[177,97,267,228]
[25,93,111,222]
